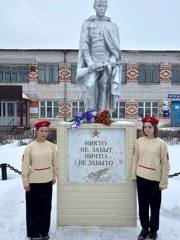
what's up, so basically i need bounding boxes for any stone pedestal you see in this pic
[57,121,137,227]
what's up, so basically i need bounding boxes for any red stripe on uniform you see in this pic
[139,165,156,171]
[34,167,51,171]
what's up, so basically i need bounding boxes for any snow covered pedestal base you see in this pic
[57,121,137,227]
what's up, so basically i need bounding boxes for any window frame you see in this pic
[120,64,126,84]
[38,64,59,84]
[71,63,77,84]
[39,100,59,118]
[71,100,85,118]
[112,101,126,119]
[0,65,29,83]
[172,64,180,84]
[138,64,160,84]
[138,101,159,118]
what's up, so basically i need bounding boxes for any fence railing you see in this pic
[0,163,22,180]
[0,163,180,181]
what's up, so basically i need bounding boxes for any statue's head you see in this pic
[94,0,108,18]
[94,0,108,4]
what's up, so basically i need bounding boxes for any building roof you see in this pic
[0,48,180,53]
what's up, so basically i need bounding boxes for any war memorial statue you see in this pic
[57,0,136,228]
[76,0,124,113]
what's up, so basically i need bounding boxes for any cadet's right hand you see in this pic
[24,185,30,192]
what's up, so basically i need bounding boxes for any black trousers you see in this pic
[137,176,162,232]
[26,181,53,238]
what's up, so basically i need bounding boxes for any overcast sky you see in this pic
[1,0,180,50]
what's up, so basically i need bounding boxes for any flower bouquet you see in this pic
[71,108,112,128]
[95,110,112,126]
[71,107,97,128]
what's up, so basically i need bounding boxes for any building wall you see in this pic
[0,49,180,127]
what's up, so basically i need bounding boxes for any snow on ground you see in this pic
[0,141,180,240]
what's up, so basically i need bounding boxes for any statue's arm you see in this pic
[109,55,117,67]
[108,23,121,62]
[80,21,96,70]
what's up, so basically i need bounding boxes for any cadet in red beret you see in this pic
[34,120,51,130]
[141,116,159,125]
[132,116,170,240]
[21,119,57,240]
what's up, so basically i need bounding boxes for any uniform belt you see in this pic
[34,167,51,171]
[139,165,156,171]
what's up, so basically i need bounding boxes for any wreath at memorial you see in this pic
[71,108,112,128]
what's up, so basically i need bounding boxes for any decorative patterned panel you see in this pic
[126,102,138,118]
[59,64,71,82]
[160,65,172,83]
[59,64,65,81]
[66,64,71,81]
[126,64,138,82]
[29,64,38,82]
[59,101,71,118]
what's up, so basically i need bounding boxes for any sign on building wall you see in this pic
[68,128,125,183]
[168,94,180,99]
[30,107,38,114]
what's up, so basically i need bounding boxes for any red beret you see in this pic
[34,120,51,129]
[142,117,159,125]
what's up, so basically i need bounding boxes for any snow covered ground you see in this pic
[0,140,180,240]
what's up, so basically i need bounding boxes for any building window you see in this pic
[138,102,158,118]
[38,64,58,83]
[71,63,77,84]
[139,64,160,84]
[120,64,126,84]
[172,65,180,84]
[0,65,29,82]
[72,101,85,117]
[39,101,59,118]
[112,102,125,118]
[7,103,15,117]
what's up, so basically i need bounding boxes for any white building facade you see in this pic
[0,49,180,129]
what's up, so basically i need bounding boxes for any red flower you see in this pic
[95,110,112,126]
[102,110,109,115]
[103,119,110,125]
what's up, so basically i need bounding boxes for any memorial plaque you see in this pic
[68,128,125,183]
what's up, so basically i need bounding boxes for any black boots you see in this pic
[30,237,42,240]
[30,234,49,240]
[149,231,158,240]
[138,229,158,240]
[138,228,149,240]
[40,234,50,240]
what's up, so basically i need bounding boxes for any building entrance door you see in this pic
[0,101,19,126]
[171,101,180,127]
